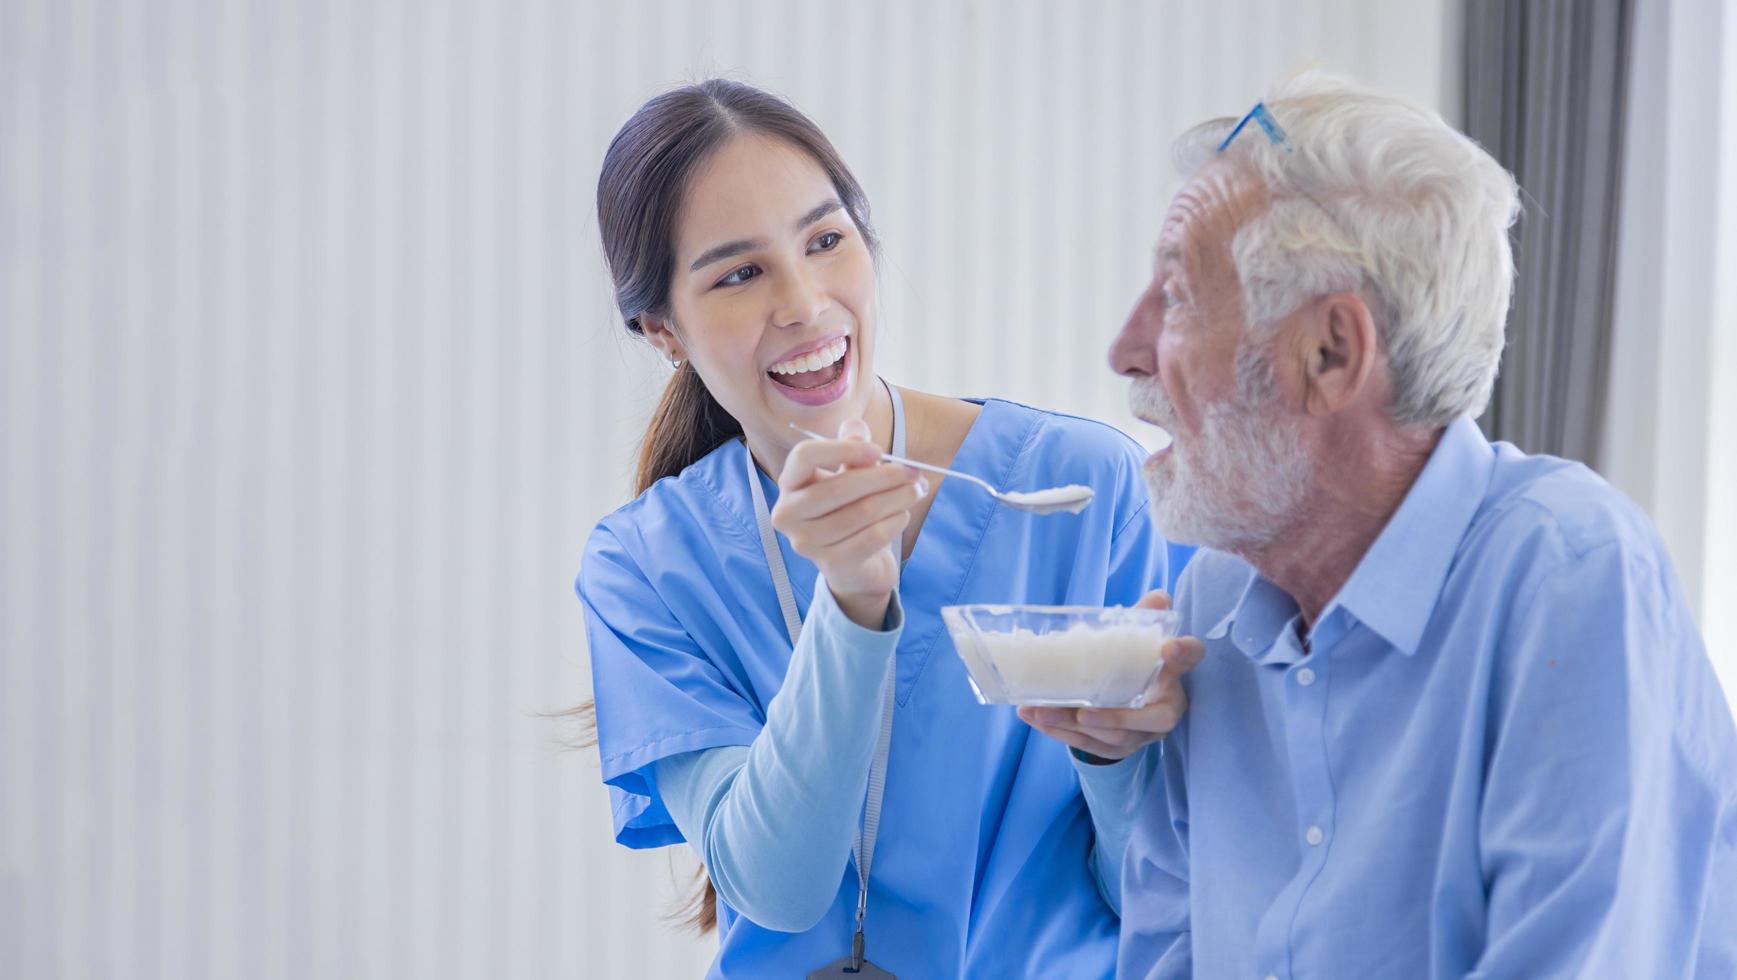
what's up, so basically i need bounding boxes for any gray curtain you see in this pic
[1464,0,1633,465]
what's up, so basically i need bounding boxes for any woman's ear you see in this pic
[639,312,686,364]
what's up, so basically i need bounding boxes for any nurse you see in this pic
[578,79,1198,978]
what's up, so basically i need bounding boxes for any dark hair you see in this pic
[580,78,879,933]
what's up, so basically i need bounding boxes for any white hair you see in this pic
[1174,72,1522,428]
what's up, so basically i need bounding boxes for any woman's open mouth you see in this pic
[767,336,852,406]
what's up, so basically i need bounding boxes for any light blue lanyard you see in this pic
[744,380,905,968]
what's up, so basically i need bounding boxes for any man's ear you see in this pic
[1299,292,1379,416]
[639,312,685,363]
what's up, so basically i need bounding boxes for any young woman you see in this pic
[578,79,1196,978]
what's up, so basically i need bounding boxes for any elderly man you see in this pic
[1039,76,1737,978]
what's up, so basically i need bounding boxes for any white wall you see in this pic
[0,2,1456,977]
[1602,0,1737,698]
[1705,0,1737,703]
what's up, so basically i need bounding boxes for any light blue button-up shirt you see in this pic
[1118,417,1737,979]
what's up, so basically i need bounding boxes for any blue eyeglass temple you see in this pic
[1218,101,1293,153]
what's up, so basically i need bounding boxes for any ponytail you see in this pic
[636,363,743,494]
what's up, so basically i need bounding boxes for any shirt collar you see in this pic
[1206,416,1496,660]
[1323,415,1496,655]
[1204,569,1306,665]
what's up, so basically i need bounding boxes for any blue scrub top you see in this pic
[580,398,1190,978]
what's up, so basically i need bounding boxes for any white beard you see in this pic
[1130,346,1314,552]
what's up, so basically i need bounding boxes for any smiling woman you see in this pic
[594,82,883,493]
[581,81,890,932]
[573,79,1193,978]
[645,133,882,430]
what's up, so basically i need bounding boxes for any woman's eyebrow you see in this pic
[690,238,763,273]
[689,199,844,274]
[794,198,842,230]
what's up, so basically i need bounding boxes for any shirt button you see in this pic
[1305,825,1325,846]
[1266,975,1279,980]
[1295,667,1316,686]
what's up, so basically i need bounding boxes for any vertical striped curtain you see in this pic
[1464,0,1635,465]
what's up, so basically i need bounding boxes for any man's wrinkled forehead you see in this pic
[1155,161,1269,272]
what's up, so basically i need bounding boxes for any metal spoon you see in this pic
[788,423,1094,515]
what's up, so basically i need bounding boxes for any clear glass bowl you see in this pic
[941,604,1180,708]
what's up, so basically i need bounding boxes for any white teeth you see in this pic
[770,339,848,375]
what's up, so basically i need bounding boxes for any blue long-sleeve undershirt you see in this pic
[650,579,902,933]
[1070,745,1155,915]
[651,579,1137,931]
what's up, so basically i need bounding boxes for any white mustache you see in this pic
[1129,378,1179,432]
